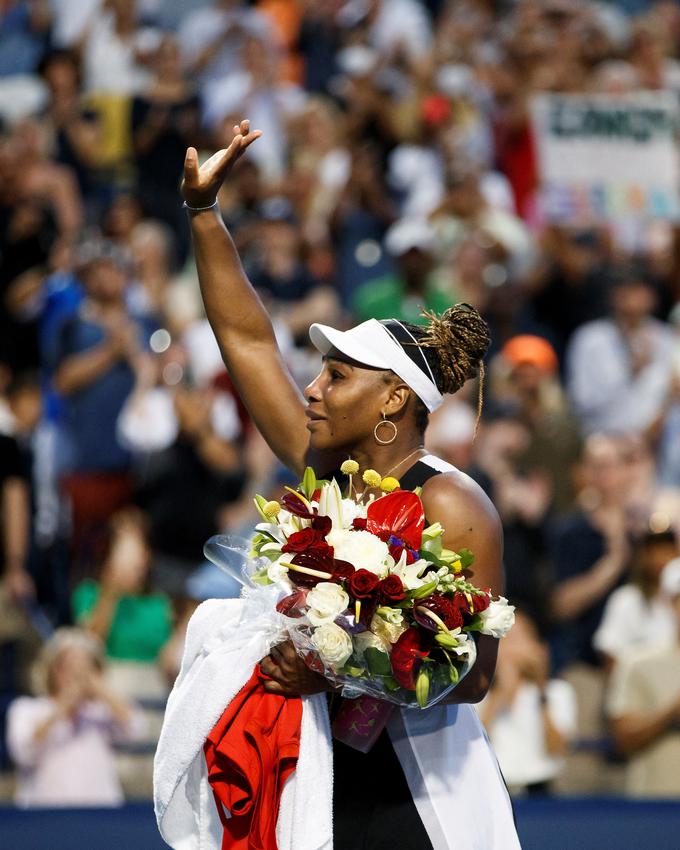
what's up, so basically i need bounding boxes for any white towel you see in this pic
[154,585,520,850]
[153,588,333,850]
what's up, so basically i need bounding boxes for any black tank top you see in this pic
[331,460,443,850]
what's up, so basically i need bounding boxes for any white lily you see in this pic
[391,551,431,590]
[318,478,344,528]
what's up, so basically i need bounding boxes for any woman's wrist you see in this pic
[183,198,219,214]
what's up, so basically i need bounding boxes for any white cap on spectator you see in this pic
[384,218,436,257]
[336,45,378,78]
[660,558,680,599]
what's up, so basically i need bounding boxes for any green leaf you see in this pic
[339,665,365,677]
[449,665,459,685]
[419,550,445,568]
[301,467,317,500]
[465,616,484,633]
[409,579,439,600]
[382,675,401,692]
[458,548,475,569]
[364,647,392,676]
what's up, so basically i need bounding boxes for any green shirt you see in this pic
[351,273,455,324]
[73,580,172,662]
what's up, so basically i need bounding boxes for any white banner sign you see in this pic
[531,92,680,223]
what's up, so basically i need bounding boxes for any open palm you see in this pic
[181,118,262,208]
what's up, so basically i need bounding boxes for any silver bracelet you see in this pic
[183,199,219,212]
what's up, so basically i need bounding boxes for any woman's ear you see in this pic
[383,382,412,419]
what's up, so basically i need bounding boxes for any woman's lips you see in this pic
[305,410,326,428]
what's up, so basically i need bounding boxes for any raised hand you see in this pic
[181,118,262,208]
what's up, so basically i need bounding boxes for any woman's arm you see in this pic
[421,471,505,704]
[182,122,310,474]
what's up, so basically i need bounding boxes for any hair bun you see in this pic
[420,303,490,394]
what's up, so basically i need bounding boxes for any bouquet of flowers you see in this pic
[206,463,514,710]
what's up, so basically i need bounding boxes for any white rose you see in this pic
[326,529,390,577]
[306,582,349,626]
[370,611,407,645]
[479,597,515,638]
[311,622,353,669]
[354,630,389,658]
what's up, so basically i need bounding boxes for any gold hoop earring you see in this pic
[374,414,398,445]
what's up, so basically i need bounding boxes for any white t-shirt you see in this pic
[593,584,677,661]
[7,697,146,807]
[479,679,578,787]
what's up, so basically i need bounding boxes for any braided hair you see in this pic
[403,303,491,434]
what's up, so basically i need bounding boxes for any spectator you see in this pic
[0,0,51,77]
[51,241,147,572]
[6,627,145,806]
[549,435,634,671]
[593,529,678,671]
[118,347,245,595]
[37,50,102,209]
[566,267,676,436]
[477,610,577,795]
[351,217,453,324]
[330,140,396,307]
[131,35,200,266]
[496,334,582,514]
[607,558,680,797]
[72,510,171,700]
[250,208,340,344]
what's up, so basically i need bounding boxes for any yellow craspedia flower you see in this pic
[263,500,281,518]
[452,559,463,574]
[341,459,360,475]
[362,469,382,488]
[380,476,400,493]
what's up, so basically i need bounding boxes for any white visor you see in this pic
[309,318,443,412]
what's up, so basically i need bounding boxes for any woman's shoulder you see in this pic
[419,456,500,529]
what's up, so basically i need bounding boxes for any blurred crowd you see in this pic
[2,0,680,806]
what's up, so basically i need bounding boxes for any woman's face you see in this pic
[304,357,394,452]
[50,646,96,695]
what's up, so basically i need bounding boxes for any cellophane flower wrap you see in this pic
[205,466,515,709]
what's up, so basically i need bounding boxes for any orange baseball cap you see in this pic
[501,335,559,374]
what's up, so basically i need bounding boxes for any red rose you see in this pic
[282,528,328,554]
[352,517,367,531]
[472,591,491,613]
[379,574,406,603]
[390,627,431,690]
[348,569,380,599]
[414,595,464,631]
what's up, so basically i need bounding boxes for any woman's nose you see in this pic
[305,373,323,402]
